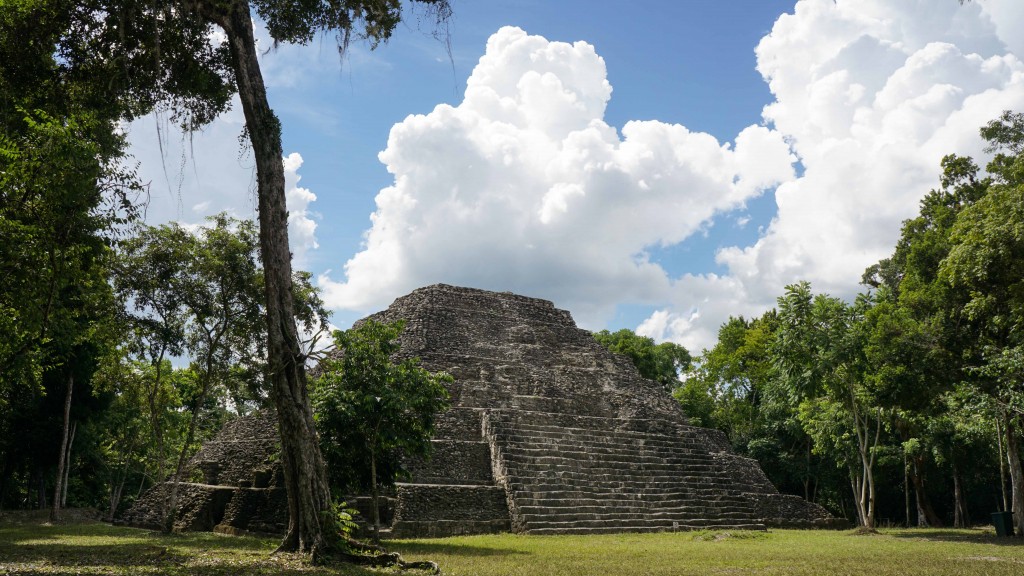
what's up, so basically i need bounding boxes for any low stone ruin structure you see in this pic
[117,411,287,535]
[122,284,840,536]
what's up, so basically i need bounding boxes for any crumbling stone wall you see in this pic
[119,411,287,535]
[189,411,281,487]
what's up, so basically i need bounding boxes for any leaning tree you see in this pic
[34,0,451,554]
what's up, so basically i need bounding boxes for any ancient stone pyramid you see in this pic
[122,283,838,537]
[362,284,838,537]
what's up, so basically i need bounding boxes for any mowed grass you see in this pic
[3,511,1024,576]
[388,528,1024,576]
[0,511,377,575]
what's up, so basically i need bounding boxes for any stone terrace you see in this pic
[362,284,838,536]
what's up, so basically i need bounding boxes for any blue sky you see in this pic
[274,1,790,270]
[128,0,1024,352]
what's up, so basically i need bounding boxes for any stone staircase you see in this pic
[361,285,840,537]
[484,410,770,534]
[390,407,510,537]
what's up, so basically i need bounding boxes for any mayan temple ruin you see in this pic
[122,284,840,536]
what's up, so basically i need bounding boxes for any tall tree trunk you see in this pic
[62,421,76,508]
[997,415,1010,512]
[1004,415,1024,537]
[850,400,879,529]
[849,472,865,527]
[147,349,169,519]
[904,452,911,527]
[35,466,46,509]
[211,0,331,553]
[163,376,211,533]
[50,372,73,521]
[0,462,10,512]
[136,471,147,499]
[953,462,969,528]
[371,446,381,544]
[804,441,811,501]
[910,457,943,527]
[108,458,130,522]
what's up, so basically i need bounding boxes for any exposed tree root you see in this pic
[306,536,440,574]
[343,536,387,554]
[335,551,440,574]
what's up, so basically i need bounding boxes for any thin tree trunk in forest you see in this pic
[163,374,212,533]
[204,0,331,554]
[910,457,943,527]
[110,438,139,521]
[804,441,811,501]
[148,348,169,520]
[953,463,969,528]
[0,464,9,512]
[866,409,881,529]
[371,446,381,544]
[849,473,864,527]
[849,399,880,529]
[1004,415,1024,537]
[904,452,911,527]
[62,421,76,508]
[108,457,130,521]
[36,468,46,509]
[997,415,1009,512]
[51,372,73,521]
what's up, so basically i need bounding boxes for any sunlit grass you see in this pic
[3,512,1023,576]
[389,528,1024,576]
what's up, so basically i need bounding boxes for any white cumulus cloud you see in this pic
[643,0,1024,351]
[319,26,796,324]
[284,152,320,268]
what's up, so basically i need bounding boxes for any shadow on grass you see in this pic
[390,540,531,558]
[1,535,194,572]
[886,528,1023,547]
[0,520,380,575]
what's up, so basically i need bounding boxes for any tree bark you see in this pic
[909,457,943,527]
[953,462,969,528]
[34,467,46,509]
[371,446,381,544]
[50,372,74,521]
[108,456,130,522]
[904,452,911,527]
[62,421,76,508]
[997,415,1010,512]
[0,462,10,512]
[1004,415,1024,537]
[849,472,865,527]
[804,441,811,501]
[849,397,879,529]
[147,347,169,519]
[163,375,212,533]
[208,0,332,553]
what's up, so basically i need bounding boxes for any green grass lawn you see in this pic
[390,529,1024,576]
[0,510,376,575]
[3,511,1023,575]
